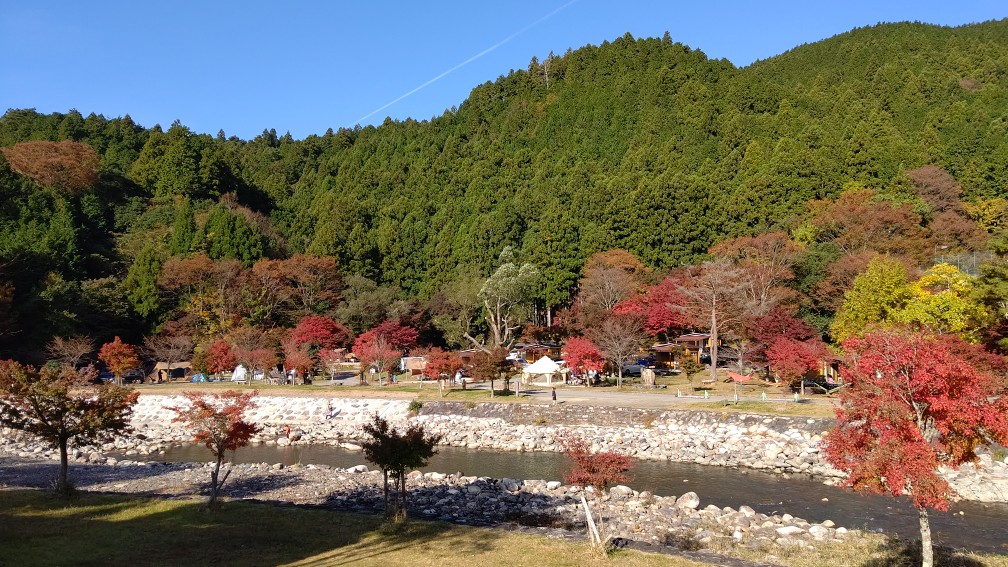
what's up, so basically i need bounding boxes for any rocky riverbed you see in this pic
[0,449,853,555]
[2,393,1007,558]
[119,394,1008,503]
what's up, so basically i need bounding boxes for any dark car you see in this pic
[122,369,145,384]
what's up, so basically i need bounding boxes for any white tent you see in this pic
[521,356,567,386]
[231,364,248,382]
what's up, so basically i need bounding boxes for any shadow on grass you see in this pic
[0,488,505,567]
[0,456,306,501]
[859,536,986,567]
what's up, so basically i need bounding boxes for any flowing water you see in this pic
[144,443,1008,553]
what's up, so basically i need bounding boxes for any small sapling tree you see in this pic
[361,414,442,521]
[823,330,1008,567]
[560,434,635,546]
[170,390,261,508]
[0,361,139,495]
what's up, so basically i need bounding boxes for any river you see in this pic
[142,443,1008,553]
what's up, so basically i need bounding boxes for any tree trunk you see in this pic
[398,473,407,521]
[490,378,494,398]
[919,507,934,567]
[57,436,70,495]
[209,453,224,507]
[382,470,390,517]
[709,309,719,384]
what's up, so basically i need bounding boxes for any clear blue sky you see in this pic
[2,1,1004,140]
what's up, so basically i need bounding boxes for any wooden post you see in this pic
[581,494,602,545]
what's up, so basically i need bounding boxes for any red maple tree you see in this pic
[98,336,140,385]
[0,362,138,494]
[563,337,604,383]
[290,315,351,351]
[353,321,418,385]
[169,390,261,507]
[613,275,690,340]
[205,339,237,377]
[560,433,635,545]
[766,336,828,391]
[282,336,314,383]
[744,305,819,366]
[420,347,460,396]
[823,330,1008,567]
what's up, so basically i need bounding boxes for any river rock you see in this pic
[675,491,700,509]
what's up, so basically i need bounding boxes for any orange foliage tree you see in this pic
[0,362,138,494]
[0,140,99,192]
[169,390,261,507]
[98,336,139,385]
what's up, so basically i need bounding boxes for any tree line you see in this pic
[0,20,1006,364]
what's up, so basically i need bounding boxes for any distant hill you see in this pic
[0,19,1005,357]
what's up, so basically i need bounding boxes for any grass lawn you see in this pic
[0,490,708,567]
[2,490,1004,567]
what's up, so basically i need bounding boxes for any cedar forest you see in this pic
[1,21,1008,375]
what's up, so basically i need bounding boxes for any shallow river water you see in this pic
[147,443,1008,553]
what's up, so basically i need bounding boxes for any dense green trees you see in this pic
[1,20,1007,360]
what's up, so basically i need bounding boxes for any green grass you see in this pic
[2,490,1005,567]
[0,490,706,567]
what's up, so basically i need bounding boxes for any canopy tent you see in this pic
[521,356,568,386]
[232,364,248,382]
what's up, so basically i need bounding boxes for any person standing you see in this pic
[551,387,557,405]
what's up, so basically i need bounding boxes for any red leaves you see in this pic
[289,316,350,350]
[170,390,261,454]
[420,348,460,381]
[614,275,691,338]
[746,306,819,364]
[353,320,418,373]
[560,434,635,493]
[98,336,139,381]
[205,339,237,374]
[563,336,604,377]
[766,336,828,386]
[823,329,1008,511]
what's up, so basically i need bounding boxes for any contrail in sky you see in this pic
[356,0,580,124]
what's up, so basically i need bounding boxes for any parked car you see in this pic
[122,369,145,384]
[620,362,643,376]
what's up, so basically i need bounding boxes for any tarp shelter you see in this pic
[401,356,427,376]
[521,356,567,386]
[149,361,192,381]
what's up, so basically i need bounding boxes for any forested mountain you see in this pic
[1,20,1006,361]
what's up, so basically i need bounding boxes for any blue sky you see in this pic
[1,1,1004,140]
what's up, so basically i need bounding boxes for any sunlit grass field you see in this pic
[2,490,1005,567]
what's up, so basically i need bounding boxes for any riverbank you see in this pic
[2,393,1008,560]
[0,450,858,559]
[119,394,1008,503]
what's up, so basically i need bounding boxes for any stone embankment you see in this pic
[119,394,1008,503]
